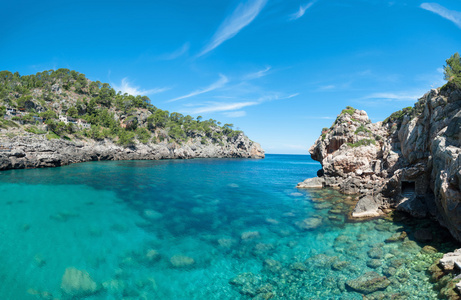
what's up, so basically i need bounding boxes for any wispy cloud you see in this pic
[167,74,229,102]
[198,0,267,56]
[243,66,271,80]
[362,91,425,102]
[304,116,334,120]
[183,92,299,115]
[113,78,169,96]
[290,1,317,21]
[160,43,190,60]
[420,3,461,28]
[318,85,336,91]
[188,101,259,114]
[224,110,247,117]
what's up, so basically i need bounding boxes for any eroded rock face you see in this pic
[0,131,264,172]
[300,86,461,241]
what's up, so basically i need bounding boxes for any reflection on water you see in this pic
[0,155,457,299]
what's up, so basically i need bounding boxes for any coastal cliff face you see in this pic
[0,69,265,170]
[0,131,264,171]
[299,86,461,241]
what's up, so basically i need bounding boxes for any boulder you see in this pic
[296,177,324,189]
[439,249,461,271]
[351,195,381,218]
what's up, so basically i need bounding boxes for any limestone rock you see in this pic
[296,177,324,189]
[302,87,461,245]
[351,195,381,218]
[439,249,461,271]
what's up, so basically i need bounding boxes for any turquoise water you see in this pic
[0,155,457,299]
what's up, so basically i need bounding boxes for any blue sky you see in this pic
[1,0,461,154]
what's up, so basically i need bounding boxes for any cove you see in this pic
[0,154,457,299]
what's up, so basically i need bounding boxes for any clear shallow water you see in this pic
[0,155,457,299]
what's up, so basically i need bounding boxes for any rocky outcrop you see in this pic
[299,86,461,241]
[0,131,264,171]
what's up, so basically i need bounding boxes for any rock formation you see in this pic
[0,131,264,171]
[298,85,461,241]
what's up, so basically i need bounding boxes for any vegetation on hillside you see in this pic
[0,69,243,146]
[443,52,461,90]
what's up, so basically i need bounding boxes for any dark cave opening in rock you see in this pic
[401,181,416,197]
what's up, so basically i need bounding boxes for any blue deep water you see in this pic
[0,154,457,299]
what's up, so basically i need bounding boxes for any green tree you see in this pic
[118,130,135,146]
[444,52,461,88]
[67,106,78,118]
[0,106,5,117]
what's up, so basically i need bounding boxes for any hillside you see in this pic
[0,69,264,170]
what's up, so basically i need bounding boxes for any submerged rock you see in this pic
[289,262,308,272]
[145,249,160,263]
[331,260,350,271]
[60,267,98,297]
[346,272,390,294]
[421,245,438,254]
[385,231,407,243]
[241,231,260,240]
[263,259,282,273]
[229,272,262,297]
[170,255,195,268]
[367,259,382,269]
[295,217,322,230]
[367,247,383,259]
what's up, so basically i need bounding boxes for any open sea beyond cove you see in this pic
[0,154,457,299]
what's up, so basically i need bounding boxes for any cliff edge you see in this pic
[298,85,461,241]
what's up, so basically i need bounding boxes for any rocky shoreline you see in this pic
[298,85,461,298]
[0,132,264,171]
[298,86,461,239]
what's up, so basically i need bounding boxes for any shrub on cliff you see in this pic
[383,106,413,124]
[444,52,461,89]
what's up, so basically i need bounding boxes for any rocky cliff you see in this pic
[298,85,461,241]
[0,130,264,171]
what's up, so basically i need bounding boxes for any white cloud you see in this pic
[160,43,190,60]
[183,92,298,115]
[420,3,461,28]
[304,116,334,120]
[167,74,229,102]
[188,101,259,114]
[198,0,267,56]
[112,78,169,96]
[290,1,316,21]
[318,85,336,90]
[223,110,247,117]
[362,91,425,102]
[243,66,271,80]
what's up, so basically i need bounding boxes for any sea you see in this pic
[0,154,457,299]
